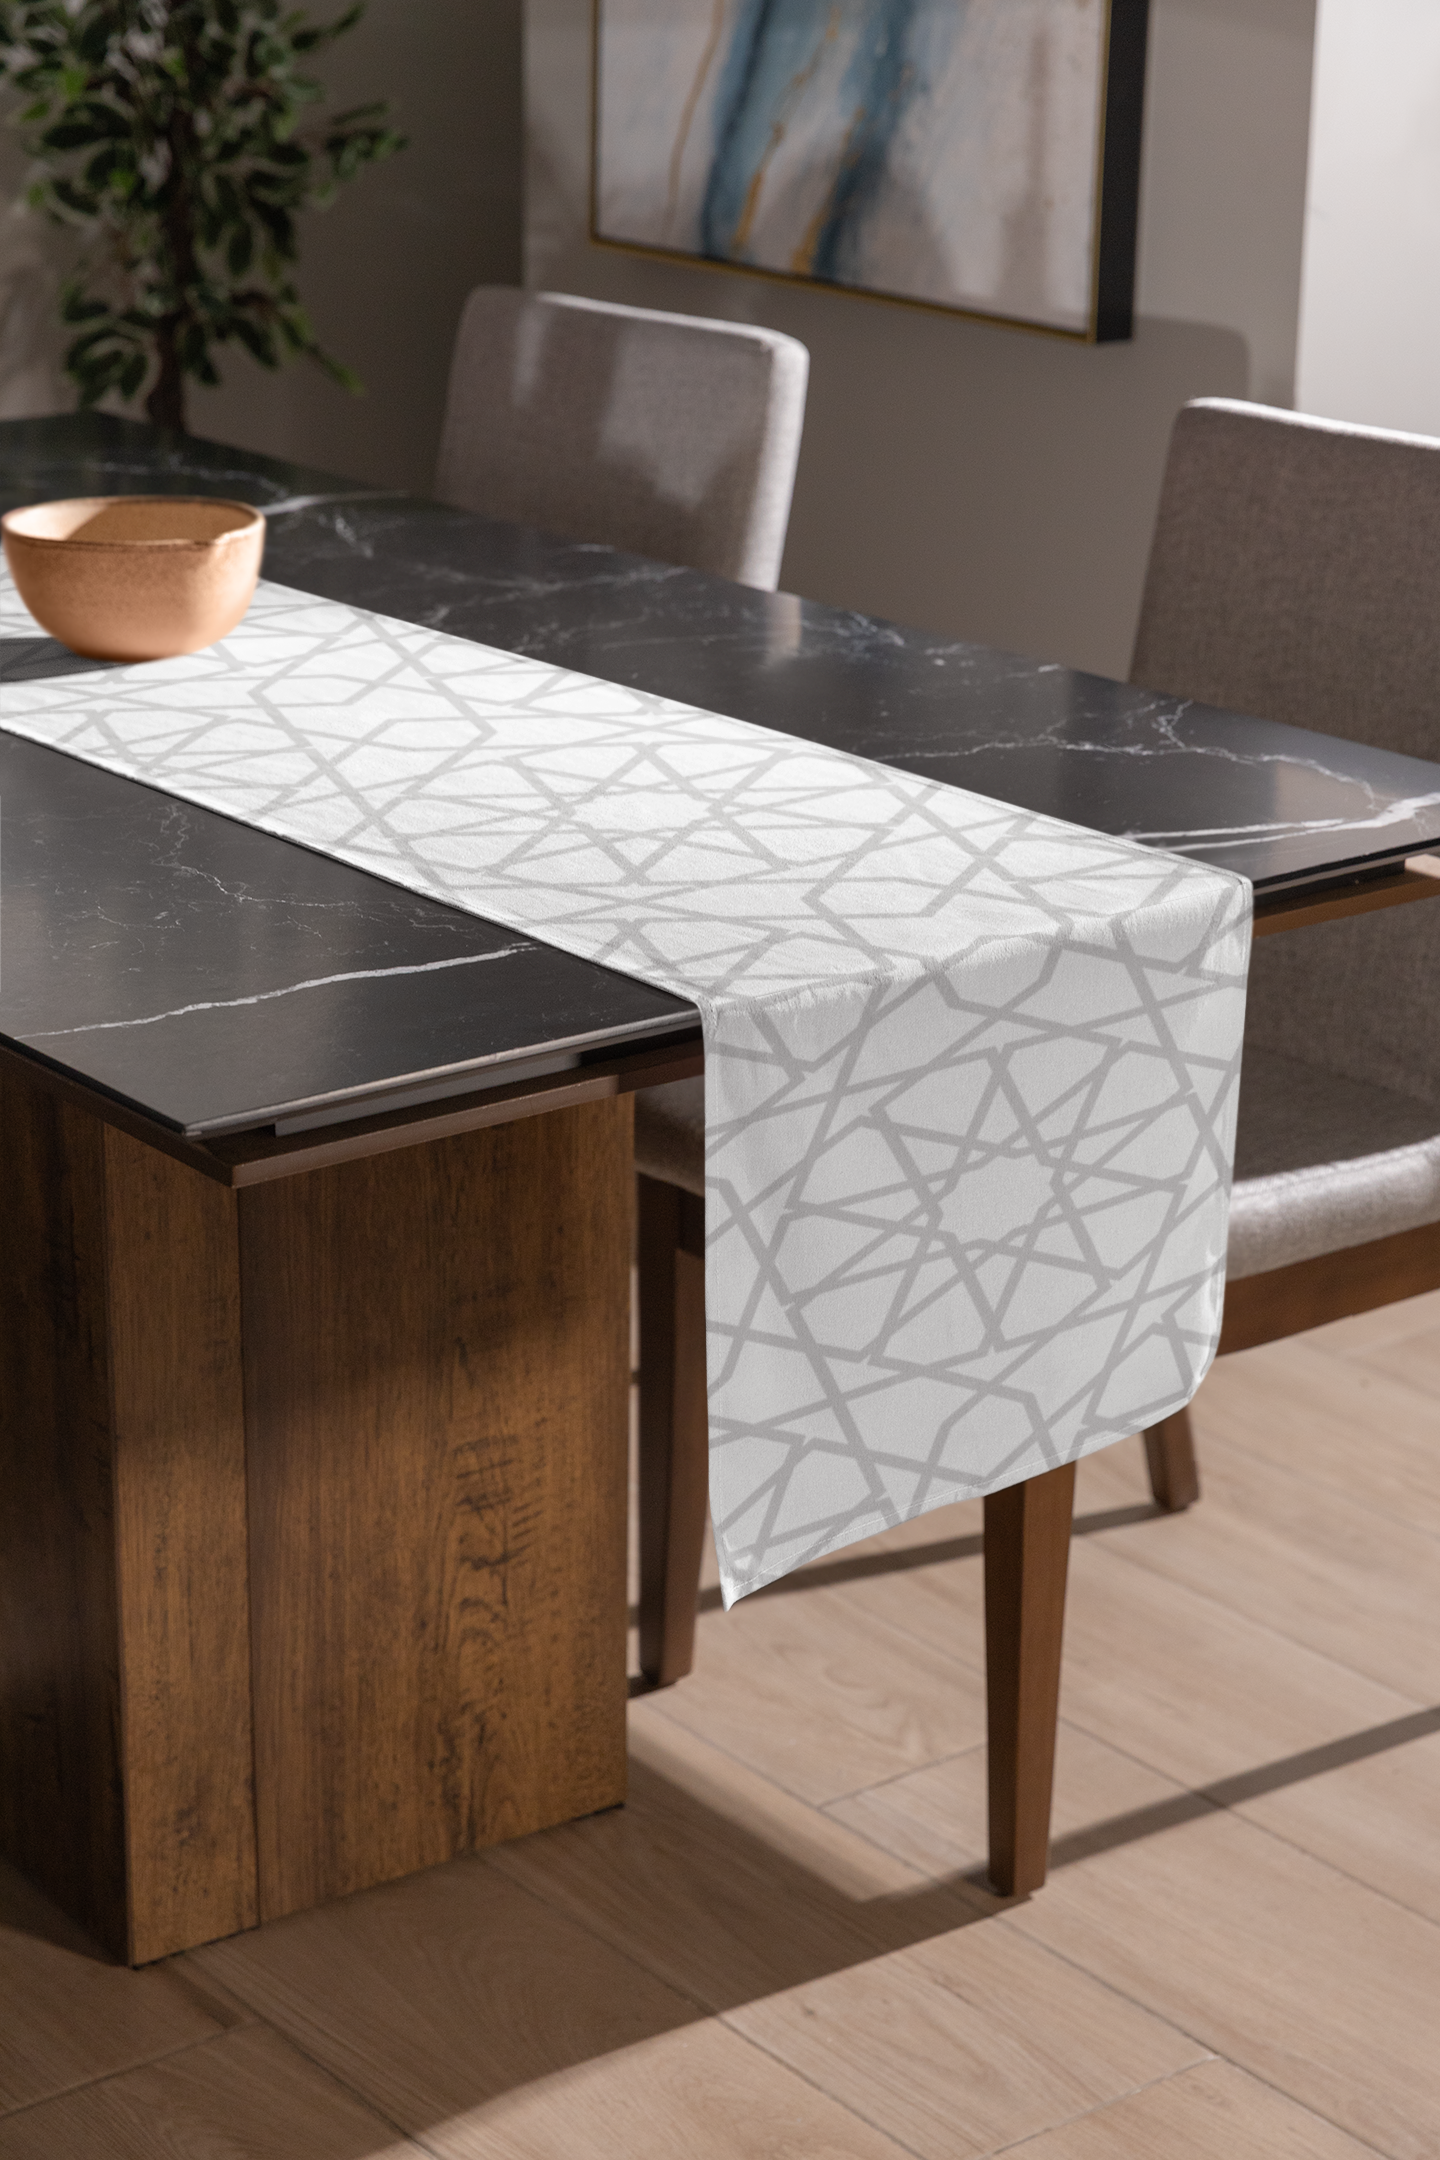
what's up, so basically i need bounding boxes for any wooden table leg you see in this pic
[984,1460,1076,1898]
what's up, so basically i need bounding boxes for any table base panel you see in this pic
[0,1071,632,1961]
[240,1101,631,1924]
[0,1073,256,1964]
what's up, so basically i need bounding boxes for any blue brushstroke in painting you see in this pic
[699,0,959,283]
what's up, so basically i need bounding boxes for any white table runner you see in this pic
[1,574,1251,1603]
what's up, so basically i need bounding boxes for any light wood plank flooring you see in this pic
[3,1290,1438,2158]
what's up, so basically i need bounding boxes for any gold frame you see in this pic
[586,0,1125,347]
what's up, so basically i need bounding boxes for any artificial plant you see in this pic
[0,0,404,430]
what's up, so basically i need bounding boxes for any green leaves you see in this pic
[0,0,405,427]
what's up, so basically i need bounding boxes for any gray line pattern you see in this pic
[0,576,1251,1601]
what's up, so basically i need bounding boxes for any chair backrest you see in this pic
[1132,399,1440,1111]
[1133,398,1440,762]
[435,288,809,591]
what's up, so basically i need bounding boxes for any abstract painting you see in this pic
[593,0,1149,340]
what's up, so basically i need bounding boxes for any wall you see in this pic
[1295,0,1440,437]
[0,0,1318,674]
[528,0,1317,677]
[0,0,523,493]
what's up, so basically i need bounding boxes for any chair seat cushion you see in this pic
[1228,1045,1440,1278]
[634,1049,1440,1277]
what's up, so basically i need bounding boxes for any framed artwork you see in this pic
[591,1,1150,342]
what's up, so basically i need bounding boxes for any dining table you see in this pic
[3,410,1439,1967]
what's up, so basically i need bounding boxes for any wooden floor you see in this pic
[3,1291,1439,2158]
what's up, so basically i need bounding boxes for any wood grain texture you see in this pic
[636,1176,709,1688]
[0,1073,255,1963]
[0,2024,426,2159]
[1088,1421,1440,1710]
[2,1286,1439,2156]
[1048,1537,1409,1797]
[1073,1411,1440,1928]
[0,1860,224,2117]
[654,1577,987,1805]
[240,1097,632,1920]
[825,1716,1183,1883]
[1009,1800,1440,2160]
[0,1038,229,1186]
[984,1463,1077,1898]
[1009,2060,1379,2160]
[1218,1221,1440,1354]
[1346,1307,1440,1398]
[192,1857,915,2160]
[1142,1406,1200,1508]
[1195,1337,1440,1546]
[102,1127,257,1965]
[727,1911,1206,2160]
[0,1071,126,1955]
[491,1705,961,2010]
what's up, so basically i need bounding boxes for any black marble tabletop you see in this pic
[4,412,1439,1140]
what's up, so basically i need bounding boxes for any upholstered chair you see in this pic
[1128,399,1440,1500]
[436,287,809,590]
[635,397,1440,1689]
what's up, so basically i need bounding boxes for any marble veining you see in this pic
[22,944,533,1043]
[0,712,692,1133]
[3,412,1439,1137]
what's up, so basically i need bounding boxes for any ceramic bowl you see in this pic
[1,495,265,662]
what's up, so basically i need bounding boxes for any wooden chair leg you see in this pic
[984,1461,1076,1897]
[636,1174,709,1688]
[1142,1405,1201,1510]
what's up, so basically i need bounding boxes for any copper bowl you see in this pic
[1,495,265,662]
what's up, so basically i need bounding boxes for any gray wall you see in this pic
[0,0,523,493]
[528,0,1317,678]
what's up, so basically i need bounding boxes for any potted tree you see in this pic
[0,0,404,430]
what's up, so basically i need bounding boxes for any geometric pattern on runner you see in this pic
[1,574,1251,1600]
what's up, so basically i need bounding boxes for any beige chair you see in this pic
[1130,398,1440,1497]
[436,287,810,589]
[636,397,1440,1693]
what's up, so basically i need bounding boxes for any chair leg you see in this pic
[636,1174,709,1688]
[984,1461,1076,1897]
[1142,1406,1200,1510]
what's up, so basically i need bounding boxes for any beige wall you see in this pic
[528,0,1316,677]
[1296,0,1440,437]
[0,0,522,493]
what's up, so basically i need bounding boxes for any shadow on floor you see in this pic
[153,1691,1440,2150]
[1046,1704,1440,1871]
[625,1500,1166,1635]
